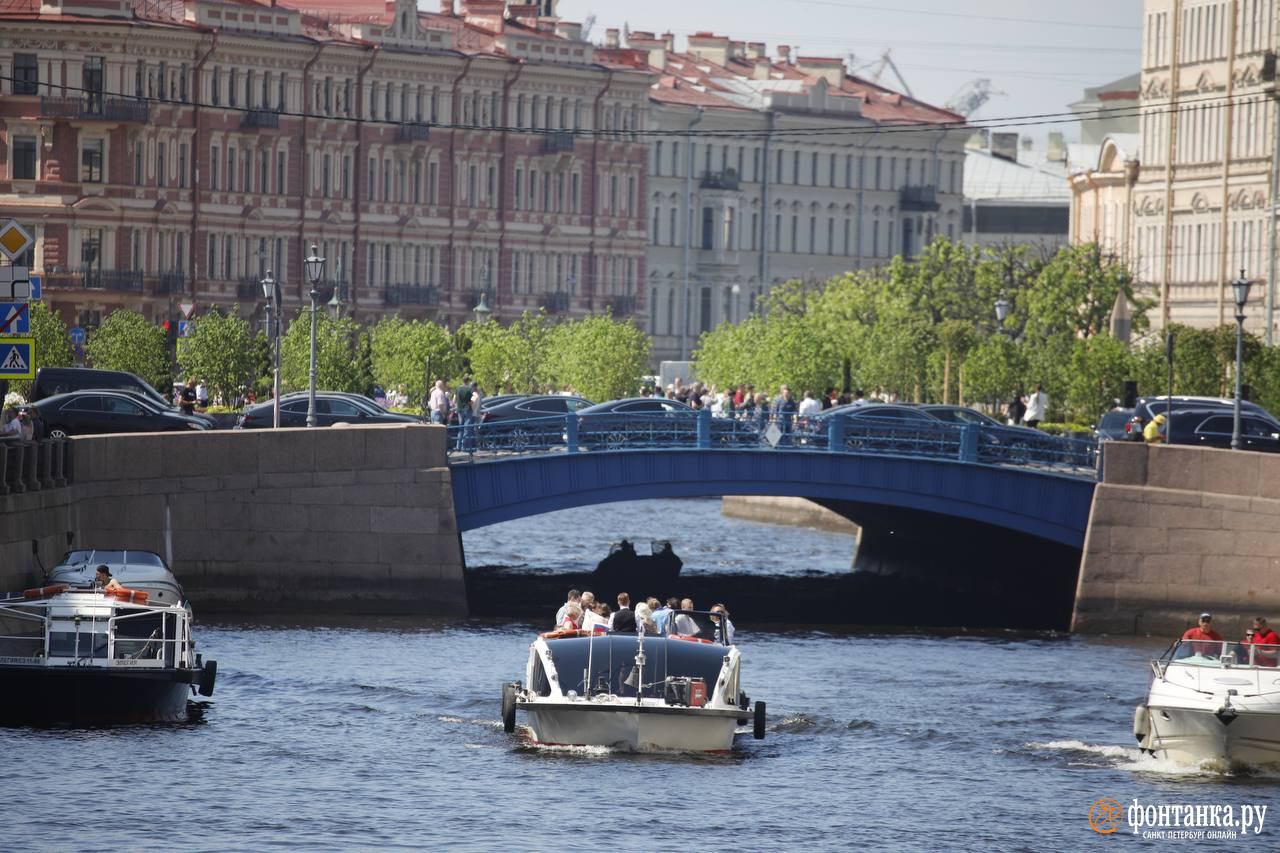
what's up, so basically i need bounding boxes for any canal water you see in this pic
[4,500,1277,850]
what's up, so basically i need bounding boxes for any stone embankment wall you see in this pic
[1,425,466,615]
[1072,441,1280,637]
[721,496,859,535]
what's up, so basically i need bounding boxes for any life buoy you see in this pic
[22,584,69,599]
[669,634,713,644]
[539,628,587,640]
[104,587,150,605]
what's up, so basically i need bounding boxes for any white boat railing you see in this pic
[0,596,193,668]
[1160,640,1280,671]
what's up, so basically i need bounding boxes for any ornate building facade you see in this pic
[0,0,649,332]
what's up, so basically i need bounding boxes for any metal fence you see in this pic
[445,409,1099,478]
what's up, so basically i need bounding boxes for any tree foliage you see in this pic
[177,306,255,404]
[279,309,363,393]
[15,302,74,397]
[369,316,459,403]
[546,312,651,402]
[85,309,170,391]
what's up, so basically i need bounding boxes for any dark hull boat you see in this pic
[0,549,217,726]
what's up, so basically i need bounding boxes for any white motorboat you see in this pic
[502,611,765,752]
[0,549,216,724]
[1134,639,1280,766]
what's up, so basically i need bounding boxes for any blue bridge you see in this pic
[446,412,1100,549]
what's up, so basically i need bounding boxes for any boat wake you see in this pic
[1025,740,1280,778]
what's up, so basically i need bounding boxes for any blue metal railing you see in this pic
[446,409,1100,478]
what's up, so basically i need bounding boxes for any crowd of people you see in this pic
[1180,612,1278,665]
[552,589,735,645]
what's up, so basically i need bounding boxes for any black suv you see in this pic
[1166,408,1280,452]
[1104,396,1272,442]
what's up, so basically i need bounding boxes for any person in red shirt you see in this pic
[1247,616,1279,666]
[1181,612,1223,657]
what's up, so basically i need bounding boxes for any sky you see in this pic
[557,0,1143,147]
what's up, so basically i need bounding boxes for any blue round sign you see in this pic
[69,326,86,345]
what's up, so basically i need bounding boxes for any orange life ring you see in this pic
[669,633,713,644]
[23,584,69,599]
[104,587,150,604]
[539,628,587,640]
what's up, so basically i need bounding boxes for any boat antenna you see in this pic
[633,623,646,706]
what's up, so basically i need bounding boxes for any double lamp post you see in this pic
[260,245,327,429]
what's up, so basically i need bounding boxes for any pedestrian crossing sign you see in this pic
[0,337,34,379]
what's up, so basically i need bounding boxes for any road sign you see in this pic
[180,302,195,320]
[0,302,29,334]
[178,321,193,338]
[28,274,40,301]
[0,337,34,380]
[0,220,33,261]
[69,326,87,345]
[0,266,30,301]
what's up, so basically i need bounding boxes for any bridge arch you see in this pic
[449,449,1096,548]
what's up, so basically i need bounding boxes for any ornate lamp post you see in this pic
[327,284,344,319]
[260,269,282,428]
[994,297,1012,333]
[303,244,326,428]
[473,291,492,324]
[1231,270,1252,450]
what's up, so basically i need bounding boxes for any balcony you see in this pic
[541,131,576,153]
[241,109,280,129]
[900,185,940,212]
[541,291,570,314]
[385,284,440,306]
[40,97,149,123]
[154,271,188,296]
[396,122,430,142]
[47,267,143,292]
[700,170,740,191]
[608,295,636,316]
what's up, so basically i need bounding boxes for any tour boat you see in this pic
[0,549,217,724]
[1134,639,1280,766]
[502,611,765,752]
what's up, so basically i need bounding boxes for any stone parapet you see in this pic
[1073,442,1280,637]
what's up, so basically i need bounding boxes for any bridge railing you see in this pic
[447,410,1098,477]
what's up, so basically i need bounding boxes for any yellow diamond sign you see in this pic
[0,220,33,261]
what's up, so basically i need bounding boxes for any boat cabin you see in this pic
[47,549,185,607]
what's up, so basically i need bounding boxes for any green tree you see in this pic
[176,306,255,405]
[85,309,170,391]
[548,313,651,402]
[960,334,1028,411]
[1065,334,1135,424]
[370,316,459,404]
[461,311,555,394]
[15,302,74,398]
[1025,243,1147,340]
[279,310,362,393]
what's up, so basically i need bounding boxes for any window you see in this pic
[12,136,36,179]
[227,147,236,192]
[428,162,438,204]
[368,158,376,201]
[276,151,286,195]
[322,154,331,197]
[81,139,104,183]
[179,143,188,188]
[135,143,144,187]
[14,54,38,95]
[156,143,167,188]
[83,57,104,113]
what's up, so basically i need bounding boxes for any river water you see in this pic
[4,499,1277,850]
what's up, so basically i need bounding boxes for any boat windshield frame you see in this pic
[532,633,736,704]
[1161,639,1279,669]
[0,593,195,668]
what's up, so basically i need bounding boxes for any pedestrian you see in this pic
[797,390,821,418]
[180,379,197,416]
[455,377,474,449]
[1022,383,1048,430]
[774,385,798,436]
[427,379,450,425]
[195,379,209,411]
[1142,413,1167,444]
[1005,393,1026,426]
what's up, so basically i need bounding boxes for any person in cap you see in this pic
[94,564,124,592]
[1143,413,1167,444]
[1181,612,1222,656]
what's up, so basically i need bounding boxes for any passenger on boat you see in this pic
[560,603,583,631]
[555,589,582,628]
[611,592,637,633]
[580,590,596,613]
[710,604,735,645]
[94,565,124,592]
[1249,617,1279,666]
[1181,612,1222,655]
[652,597,677,635]
[634,602,658,635]
[581,601,608,634]
[673,598,700,636]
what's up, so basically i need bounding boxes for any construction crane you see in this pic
[945,79,1006,118]
[863,50,914,98]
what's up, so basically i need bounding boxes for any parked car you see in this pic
[480,394,593,422]
[32,390,210,438]
[236,392,422,428]
[1096,407,1140,441]
[470,394,594,451]
[1165,407,1280,452]
[30,366,217,428]
[573,397,756,449]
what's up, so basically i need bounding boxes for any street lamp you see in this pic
[731,282,741,323]
[303,244,326,428]
[473,290,492,324]
[260,269,282,428]
[327,283,344,319]
[1231,269,1252,450]
[994,297,1012,332]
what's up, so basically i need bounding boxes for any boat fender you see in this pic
[502,682,518,733]
[197,659,217,697]
[1132,705,1150,743]
[753,700,767,740]
[669,634,713,644]
[23,584,69,599]
[104,587,150,604]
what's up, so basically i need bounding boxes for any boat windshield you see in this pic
[1168,640,1279,668]
[60,550,167,568]
[536,636,727,700]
